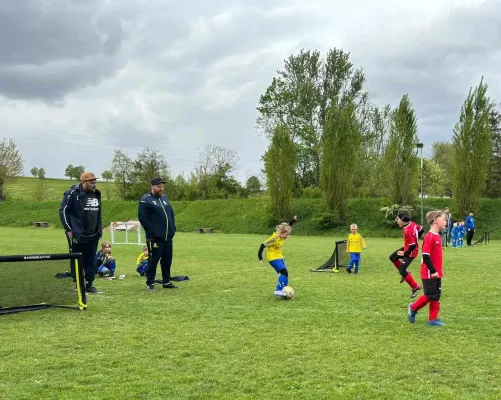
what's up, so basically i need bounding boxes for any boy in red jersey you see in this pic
[388,209,423,298]
[407,210,446,327]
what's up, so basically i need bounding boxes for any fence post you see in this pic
[111,222,115,244]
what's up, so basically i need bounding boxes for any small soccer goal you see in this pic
[473,231,490,246]
[109,221,145,245]
[0,252,87,315]
[311,240,351,272]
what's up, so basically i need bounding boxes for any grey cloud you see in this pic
[0,0,131,100]
[348,0,501,144]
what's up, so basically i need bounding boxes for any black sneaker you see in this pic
[410,285,422,299]
[147,284,155,292]
[162,282,179,289]
[85,286,102,293]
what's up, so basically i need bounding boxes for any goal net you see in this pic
[109,221,145,245]
[311,240,351,272]
[0,253,87,315]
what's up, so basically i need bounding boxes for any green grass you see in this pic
[1,197,501,238]
[1,227,500,399]
[4,177,116,201]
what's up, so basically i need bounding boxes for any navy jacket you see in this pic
[138,192,176,240]
[58,184,103,239]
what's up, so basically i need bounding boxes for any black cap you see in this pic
[151,177,166,185]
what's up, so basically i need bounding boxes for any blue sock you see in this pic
[109,261,116,276]
[276,274,288,291]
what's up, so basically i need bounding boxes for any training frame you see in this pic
[0,252,87,315]
[311,240,350,272]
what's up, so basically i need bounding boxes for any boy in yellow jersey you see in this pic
[258,215,298,297]
[136,245,149,276]
[346,223,367,274]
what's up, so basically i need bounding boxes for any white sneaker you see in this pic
[274,290,286,297]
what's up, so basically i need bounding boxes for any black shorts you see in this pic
[423,278,442,301]
[400,256,415,268]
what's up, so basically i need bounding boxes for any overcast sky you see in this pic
[1,0,500,182]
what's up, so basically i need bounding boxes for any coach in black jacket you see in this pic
[58,171,102,293]
[138,177,178,291]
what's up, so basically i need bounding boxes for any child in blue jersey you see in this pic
[457,221,465,247]
[451,223,458,247]
[257,216,298,298]
[95,241,117,278]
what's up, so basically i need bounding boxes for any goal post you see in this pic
[311,240,351,272]
[110,221,145,245]
[0,252,87,315]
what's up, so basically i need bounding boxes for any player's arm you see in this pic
[258,244,265,261]
[417,226,424,239]
[361,235,367,249]
[288,215,298,226]
[421,236,436,274]
[259,235,278,261]
[138,197,154,234]
[59,189,74,232]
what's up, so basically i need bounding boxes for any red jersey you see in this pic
[403,221,421,258]
[420,231,443,279]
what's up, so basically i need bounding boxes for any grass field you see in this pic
[4,177,116,201]
[1,227,500,399]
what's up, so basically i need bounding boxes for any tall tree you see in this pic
[129,148,170,200]
[452,77,493,216]
[30,167,39,178]
[110,150,134,200]
[484,106,501,198]
[101,170,113,182]
[423,158,446,197]
[354,105,391,197]
[257,48,368,188]
[383,94,420,205]
[321,101,361,223]
[431,141,454,197]
[263,124,296,224]
[0,138,23,200]
[37,167,46,180]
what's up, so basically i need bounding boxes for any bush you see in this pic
[301,186,323,199]
[380,204,415,227]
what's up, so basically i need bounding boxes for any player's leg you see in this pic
[427,278,444,326]
[347,252,356,273]
[408,279,432,323]
[389,248,404,271]
[354,253,361,274]
[145,240,161,289]
[161,239,178,288]
[269,259,287,296]
[399,257,421,296]
[80,239,99,292]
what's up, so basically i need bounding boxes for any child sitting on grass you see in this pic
[136,245,149,276]
[95,241,117,278]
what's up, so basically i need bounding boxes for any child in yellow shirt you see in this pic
[346,223,367,274]
[136,245,149,276]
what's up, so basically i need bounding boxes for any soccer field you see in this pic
[1,227,500,400]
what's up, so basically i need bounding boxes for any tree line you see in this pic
[1,47,499,225]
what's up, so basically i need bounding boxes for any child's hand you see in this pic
[259,260,263,264]
[293,215,297,220]
[431,272,439,279]
[397,250,404,256]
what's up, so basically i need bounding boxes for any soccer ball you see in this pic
[283,286,295,299]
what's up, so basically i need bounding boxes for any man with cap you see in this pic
[138,177,179,291]
[59,171,103,293]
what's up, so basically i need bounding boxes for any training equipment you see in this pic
[282,286,295,299]
[0,253,87,315]
[311,240,351,272]
[110,221,145,245]
[473,231,490,246]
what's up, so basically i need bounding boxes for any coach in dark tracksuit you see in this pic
[138,177,179,291]
[58,171,102,293]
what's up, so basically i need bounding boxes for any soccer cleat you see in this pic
[428,319,445,327]
[162,282,179,289]
[85,286,102,293]
[346,268,352,274]
[410,285,422,298]
[274,290,287,297]
[407,304,417,323]
[147,284,155,292]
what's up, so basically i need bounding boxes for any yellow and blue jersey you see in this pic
[262,232,286,261]
[136,252,148,266]
[347,233,366,253]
